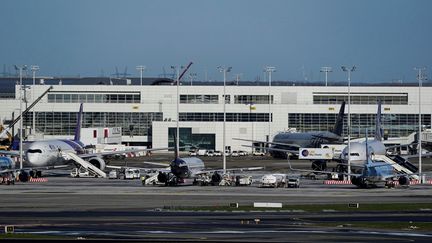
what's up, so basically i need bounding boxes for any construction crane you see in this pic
[0,86,53,147]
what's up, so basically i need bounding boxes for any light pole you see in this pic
[218,66,232,174]
[171,65,182,157]
[136,65,146,86]
[320,67,332,86]
[415,67,426,183]
[341,65,356,179]
[30,65,39,134]
[189,72,197,86]
[15,65,27,170]
[265,66,276,146]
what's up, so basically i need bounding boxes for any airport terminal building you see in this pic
[0,77,430,152]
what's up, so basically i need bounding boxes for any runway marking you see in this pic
[323,180,351,185]
[29,178,49,182]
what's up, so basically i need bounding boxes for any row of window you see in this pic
[313,93,408,105]
[288,113,430,138]
[47,93,141,103]
[23,112,162,136]
[180,95,218,104]
[234,95,273,104]
[179,112,271,122]
[179,94,273,104]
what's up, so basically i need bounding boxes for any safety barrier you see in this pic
[29,178,48,182]
[323,180,351,185]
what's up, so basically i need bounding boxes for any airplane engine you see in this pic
[211,172,222,185]
[398,176,410,186]
[87,157,106,171]
[157,172,168,183]
[351,176,361,186]
[18,170,29,182]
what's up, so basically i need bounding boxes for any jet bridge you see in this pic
[372,154,419,180]
[61,152,107,178]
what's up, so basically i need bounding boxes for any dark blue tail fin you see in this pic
[375,101,383,141]
[332,101,345,136]
[73,103,83,142]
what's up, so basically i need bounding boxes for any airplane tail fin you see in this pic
[73,103,83,142]
[375,101,383,141]
[332,101,345,136]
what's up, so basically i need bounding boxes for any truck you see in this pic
[260,173,287,188]
[287,177,300,188]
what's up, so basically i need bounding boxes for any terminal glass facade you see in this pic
[234,95,273,104]
[179,112,271,122]
[168,128,215,151]
[47,92,141,103]
[313,92,408,105]
[288,113,430,138]
[24,112,162,136]
[180,94,218,104]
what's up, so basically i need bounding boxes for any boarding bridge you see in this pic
[372,155,419,180]
[61,152,107,178]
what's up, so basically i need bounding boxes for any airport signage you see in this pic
[253,202,283,208]
[298,148,333,160]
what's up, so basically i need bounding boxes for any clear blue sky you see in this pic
[2,0,431,83]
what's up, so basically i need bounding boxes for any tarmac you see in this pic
[1,154,432,241]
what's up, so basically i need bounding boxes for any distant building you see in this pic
[0,76,430,152]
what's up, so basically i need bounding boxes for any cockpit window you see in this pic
[350,153,360,156]
[27,149,42,153]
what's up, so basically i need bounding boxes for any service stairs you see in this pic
[373,154,419,180]
[61,152,107,178]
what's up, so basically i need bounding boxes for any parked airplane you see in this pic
[147,135,262,186]
[339,101,419,174]
[0,104,169,181]
[235,102,345,160]
[288,137,415,188]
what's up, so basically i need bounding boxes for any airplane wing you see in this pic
[286,158,362,177]
[0,150,19,156]
[79,146,172,159]
[194,166,264,176]
[233,138,300,149]
[241,144,299,154]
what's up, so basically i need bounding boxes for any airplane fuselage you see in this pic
[170,157,205,179]
[25,139,85,167]
[271,131,342,158]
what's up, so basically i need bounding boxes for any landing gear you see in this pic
[29,170,42,178]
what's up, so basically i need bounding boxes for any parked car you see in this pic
[213,150,222,156]
[189,150,197,156]
[238,150,249,156]
[205,150,215,157]
[253,151,265,156]
[231,151,240,157]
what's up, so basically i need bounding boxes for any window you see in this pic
[313,92,408,105]
[179,112,271,122]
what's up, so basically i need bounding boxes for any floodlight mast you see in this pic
[30,65,39,133]
[415,67,426,183]
[15,65,27,170]
[341,65,356,180]
[320,66,332,86]
[218,66,232,174]
[136,65,146,86]
[265,66,276,147]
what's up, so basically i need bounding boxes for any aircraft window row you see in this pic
[234,95,273,104]
[288,113,430,138]
[180,95,219,104]
[179,112,271,122]
[23,112,162,136]
[47,93,141,103]
[313,94,408,105]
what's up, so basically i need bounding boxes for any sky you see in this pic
[1,0,431,83]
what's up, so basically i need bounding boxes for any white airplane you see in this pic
[0,104,169,181]
[339,101,419,173]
